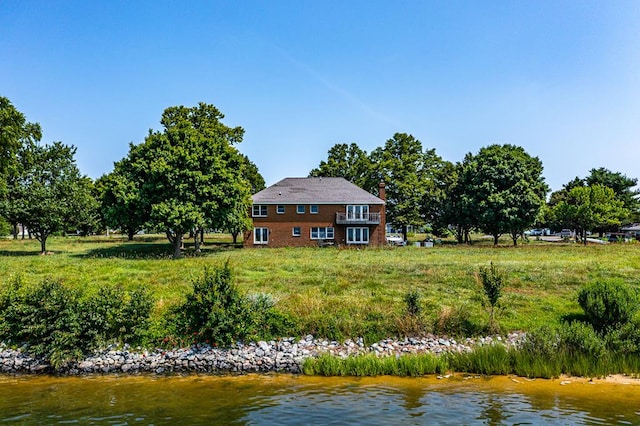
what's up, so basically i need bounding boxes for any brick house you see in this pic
[243,177,386,248]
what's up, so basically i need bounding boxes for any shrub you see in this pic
[577,280,638,332]
[0,276,154,369]
[559,321,607,359]
[173,263,293,346]
[433,304,482,336]
[478,262,505,333]
[403,289,422,316]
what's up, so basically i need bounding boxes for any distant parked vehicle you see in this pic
[386,235,405,246]
[530,229,544,236]
[560,229,572,238]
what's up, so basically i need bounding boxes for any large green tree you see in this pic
[18,141,96,253]
[370,133,447,241]
[96,153,148,241]
[552,184,628,244]
[309,142,374,190]
[0,96,42,235]
[460,144,548,245]
[126,103,253,258]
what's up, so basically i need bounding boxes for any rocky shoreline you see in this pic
[0,333,525,375]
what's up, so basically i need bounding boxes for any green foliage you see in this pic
[173,263,293,346]
[577,280,638,332]
[433,304,481,337]
[302,353,447,377]
[458,144,548,245]
[403,289,422,316]
[479,262,506,333]
[309,142,374,190]
[123,103,254,258]
[552,185,628,244]
[0,276,154,369]
[447,344,511,375]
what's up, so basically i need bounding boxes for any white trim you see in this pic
[253,227,269,244]
[310,205,319,214]
[292,227,301,237]
[346,227,369,244]
[277,205,285,214]
[310,227,334,240]
[252,205,268,217]
[297,205,305,214]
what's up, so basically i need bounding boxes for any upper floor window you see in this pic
[310,205,319,214]
[252,205,268,217]
[347,205,369,220]
[277,205,285,214]
[297,205,305,214]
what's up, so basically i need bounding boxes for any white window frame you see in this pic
[310,227,334,240]
[346,227,369,244]
[252,205,268,217]
[277,205,285,214]
[253,227,269,244]
[297,205,305,214]
[310,205,319,214]
[347,205,369,220]
[292,227,301,237]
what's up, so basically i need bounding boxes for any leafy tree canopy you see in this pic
[125,102,253,258]
[309,142,374,191]
[460,144,548,245]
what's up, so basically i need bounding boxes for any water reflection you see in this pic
[0,375,638,425]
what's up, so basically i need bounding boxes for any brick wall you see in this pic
[243,203,386,248]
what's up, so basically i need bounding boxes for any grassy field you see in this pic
[1,234,639,342]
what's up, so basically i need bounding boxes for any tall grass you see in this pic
[1,235,639,343]
[303,345,640,379]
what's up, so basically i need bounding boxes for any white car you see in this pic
[386,235,405,246]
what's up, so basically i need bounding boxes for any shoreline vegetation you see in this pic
[0,234,639,379]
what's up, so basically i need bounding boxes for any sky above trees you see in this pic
[2,1,639,191]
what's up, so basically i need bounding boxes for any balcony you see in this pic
[335,212,381,225]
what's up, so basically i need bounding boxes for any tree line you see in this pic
[2,95,638,256]
[309,136,639,245]
[0,97,264,257]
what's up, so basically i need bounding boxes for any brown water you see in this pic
[0,374,638,425]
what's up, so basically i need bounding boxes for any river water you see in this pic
[0,374,638,425]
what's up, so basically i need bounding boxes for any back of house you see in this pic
[244,177,386,248]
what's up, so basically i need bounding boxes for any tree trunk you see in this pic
[194,229,201,253]
[402,225,408,243]
[493,234,499,246]
[173,235,183,259]
[127,228,135,241]
[200,229,204,244]
[11,223,18,240]
[232,231,239,244]
[38,235,47,254]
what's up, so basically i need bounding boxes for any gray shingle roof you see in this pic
[252,177,384,204]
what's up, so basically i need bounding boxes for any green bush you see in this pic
[0,276,154,369]
[577,280,638,332]
[559,321,607,359]
[403,289,422,316]
[173,263,294,346]
[478,262,505,333]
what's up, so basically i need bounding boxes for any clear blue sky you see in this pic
[2,1,639,192]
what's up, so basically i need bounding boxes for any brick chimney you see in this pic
[378,181,386,201]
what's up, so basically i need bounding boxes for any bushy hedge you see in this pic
[578,279,638,332]
[0,277,153,368]
[169,262,295,347]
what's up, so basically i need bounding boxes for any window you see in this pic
[253,227,269,244]
[252,205,268,217]
[347,227,369,244]
[297,205,305,214]
[311,227,334,240]
[347,205,369,220]
[292,227,301,237]
[310,205,319,214]
[277,205,285,214]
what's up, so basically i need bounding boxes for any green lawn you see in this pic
[1,234,638,342]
